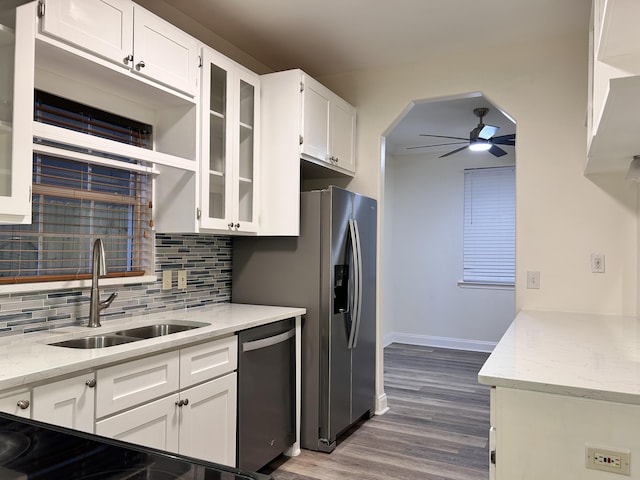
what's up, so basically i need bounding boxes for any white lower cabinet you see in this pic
[0,335,238,467]
[179,372,237,466]
[0,387,31,418]
[32,372,96,433]
[95,335,238,466]
[95,393,180,453]
[96,350,180,418]
[95,372,237,466]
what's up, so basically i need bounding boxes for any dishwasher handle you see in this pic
[242,328,295,352]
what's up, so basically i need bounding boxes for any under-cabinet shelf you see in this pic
[587,74,640,174]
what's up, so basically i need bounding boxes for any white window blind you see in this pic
[463,166,515,285]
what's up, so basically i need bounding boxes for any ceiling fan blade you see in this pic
[406,141,468,150]
[489,145,507,157]
[491,134,516,146]
[478,124,499,140]
[439,145,469,158]
[419,133,469,141]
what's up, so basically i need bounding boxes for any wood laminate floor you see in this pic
[261,344,491,480]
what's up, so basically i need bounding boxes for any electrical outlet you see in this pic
[591,253,605,273]
[162,270,172,290]
[526,271,540,289]
[177,270,187,290]
[586,445,630,475]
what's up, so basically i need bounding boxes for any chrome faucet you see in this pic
[88,238,117,328]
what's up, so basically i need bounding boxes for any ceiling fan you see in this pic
[407,107,515,158]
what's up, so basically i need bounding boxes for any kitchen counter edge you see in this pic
[478,309,640,405]
[0,303,306,391]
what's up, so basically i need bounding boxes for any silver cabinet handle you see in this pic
[136,60,145,70]
[175,399,189,407]
[16,400,29,410]
[86,378,96,388]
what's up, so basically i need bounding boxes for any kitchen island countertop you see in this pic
[0,303,305,391]
[478,309,640,405]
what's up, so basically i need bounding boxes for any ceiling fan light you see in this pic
[478,124,499,140]
[469,141,491,152]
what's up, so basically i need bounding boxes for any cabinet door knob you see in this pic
[228,222,234,229]
[123,54,133,65]
[85,378,96,388]
[235,223,240,229]
[16,400,29,410]
[175,399,185,407]
[136,60,146,70]
[183,398,189,406]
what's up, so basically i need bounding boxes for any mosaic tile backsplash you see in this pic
[0,234,232,335]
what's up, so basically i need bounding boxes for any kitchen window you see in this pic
[0,91,154,285]
[462,166,515,286]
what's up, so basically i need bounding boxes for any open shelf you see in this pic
[587,75,640,174]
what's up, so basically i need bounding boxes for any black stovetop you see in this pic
[0,412,271,480]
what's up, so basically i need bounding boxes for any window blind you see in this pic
[463,166,515,285]
[0,91,153,284]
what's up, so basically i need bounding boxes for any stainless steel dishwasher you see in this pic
[237,317,296,472]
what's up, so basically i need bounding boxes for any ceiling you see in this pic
[159,0,588,157]
[162,0,590,78]
[385,94,516,157]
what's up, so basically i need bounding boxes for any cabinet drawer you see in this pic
[0,388,31,419]
[96,393,179,453]
[180,336,238,388]
[97,350,179,418]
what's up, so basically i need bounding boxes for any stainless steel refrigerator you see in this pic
[232,186,377,452]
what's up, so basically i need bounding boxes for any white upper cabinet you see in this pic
[331,95,357,174]
[131,7,199,96]
[302,75,356,174]
[586,0,640,175]
[40,0,133,66]
[258,69,357,236]
[199,46,259,234]
[301,78,331,163]
[0,5,35,224]
[39,0,199,96]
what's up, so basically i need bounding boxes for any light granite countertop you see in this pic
[478,310,640,405]
[0,303,305,391]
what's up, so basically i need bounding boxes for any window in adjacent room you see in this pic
[0,91,154,285]
[462,165,515,286]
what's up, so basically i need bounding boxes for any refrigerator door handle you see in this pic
[347,218,363,349]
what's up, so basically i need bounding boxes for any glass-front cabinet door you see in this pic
[200,47,258,233]
[0,5,34,224]
[235,71,259,232]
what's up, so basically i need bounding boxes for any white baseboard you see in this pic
[383,331,496,353]
[375,392,389,416]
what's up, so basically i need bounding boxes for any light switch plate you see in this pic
[177,270,187,290]
[162,270,172,290]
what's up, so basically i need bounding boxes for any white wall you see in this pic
[320,32,638,412]
[323,32,638,316]
[383,151,515,350]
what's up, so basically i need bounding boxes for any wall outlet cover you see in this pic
[586,445,630,475]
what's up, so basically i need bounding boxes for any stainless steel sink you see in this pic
[48,321,208,349]
[113,322,208,339]
[50,335,140,349]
